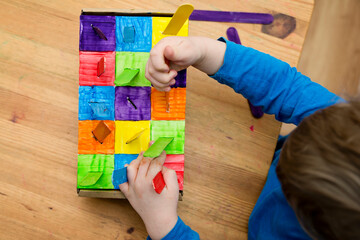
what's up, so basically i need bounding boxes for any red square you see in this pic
[164,154,184,190]
[79,51,115,86]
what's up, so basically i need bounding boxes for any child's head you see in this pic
[277,101,360,240]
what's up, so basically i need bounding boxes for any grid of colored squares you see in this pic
[78,14,188,191]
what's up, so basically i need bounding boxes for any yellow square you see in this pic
[115,121,150,154]
[152,17,189,47]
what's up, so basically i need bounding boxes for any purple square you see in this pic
[115,87,151,120]
[172,69,187,88]
[80,15,116,51]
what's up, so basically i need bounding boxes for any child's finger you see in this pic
[147,66,177,85]
[154,71,177,85]
[149,45,171,72]
[127,152,143,184]
[147,151,167,180]
[149,78,170,91]
[162,167,179,193]
[136,157,152,182]
[129,152,143,168]
[145,67,171,89]
[169,79,176,86]
[119,182,129,196]
[163,45,177,62]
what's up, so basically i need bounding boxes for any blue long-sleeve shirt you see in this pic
[149,38,342,240]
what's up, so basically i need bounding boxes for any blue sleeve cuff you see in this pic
[208,37,247,89]
[147,216,200,240]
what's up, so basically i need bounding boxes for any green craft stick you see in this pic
[144,137,174,158]
[79,172,103,186]
[114,68,139,86]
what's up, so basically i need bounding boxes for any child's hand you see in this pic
[146,36,203,92]
[119,151,179,240]
[146,36,226,92]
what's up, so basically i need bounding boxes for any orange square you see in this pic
[151,88,186,120]
[78,120,115,154]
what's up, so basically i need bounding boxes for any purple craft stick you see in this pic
[115,86,151,121]
[226,27,264,119]
[247,101,264,119]
[190,10,273,24]
[226,27,241,45]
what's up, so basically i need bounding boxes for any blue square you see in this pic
[78,86,115,120]
[114,154,138,169]
[112,168,128,189]
[115,16,152,52]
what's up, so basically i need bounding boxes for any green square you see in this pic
[115,52,151,86]
[77,154,114,189]
[150,120,185,154]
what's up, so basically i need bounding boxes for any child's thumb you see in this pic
[162,167,179,192]
[164,45,177,61]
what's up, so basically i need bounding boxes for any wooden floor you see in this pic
[281,0,360,135]
[0,0,319,239]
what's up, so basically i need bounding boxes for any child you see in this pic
[119,36,360,240]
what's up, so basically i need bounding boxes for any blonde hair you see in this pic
[277,101,360,240]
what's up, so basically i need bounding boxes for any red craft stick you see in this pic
[97,57,105,77]
[152,171,166,194]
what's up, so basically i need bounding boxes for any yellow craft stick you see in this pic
[162,4,194,35]
[126,128,147,144]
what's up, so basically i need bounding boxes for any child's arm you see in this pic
[146,36,226,91]
[119,151,199,240]
[146,37,343,125]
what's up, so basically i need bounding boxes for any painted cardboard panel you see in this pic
[115,120,150,154]
[164,154,184,190]
[173,69,187,88]
[77,154,114,189]
[79,51,115,86]
[114,154,138,169]
[151,88,186,120]
[79,86,115,120]
[150,120,185,154]
[115,86,151,120]
[80,15,116,51]
[115,16,152,52]
[152,17,189,47]
[78,120,115,154]
[115,52,151,86]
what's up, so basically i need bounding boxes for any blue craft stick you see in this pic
[123,26,135,43]
[89,102,111,119]
[112,167,128,189]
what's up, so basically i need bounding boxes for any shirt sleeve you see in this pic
[210,38,343,125]
[146,217,200,240]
